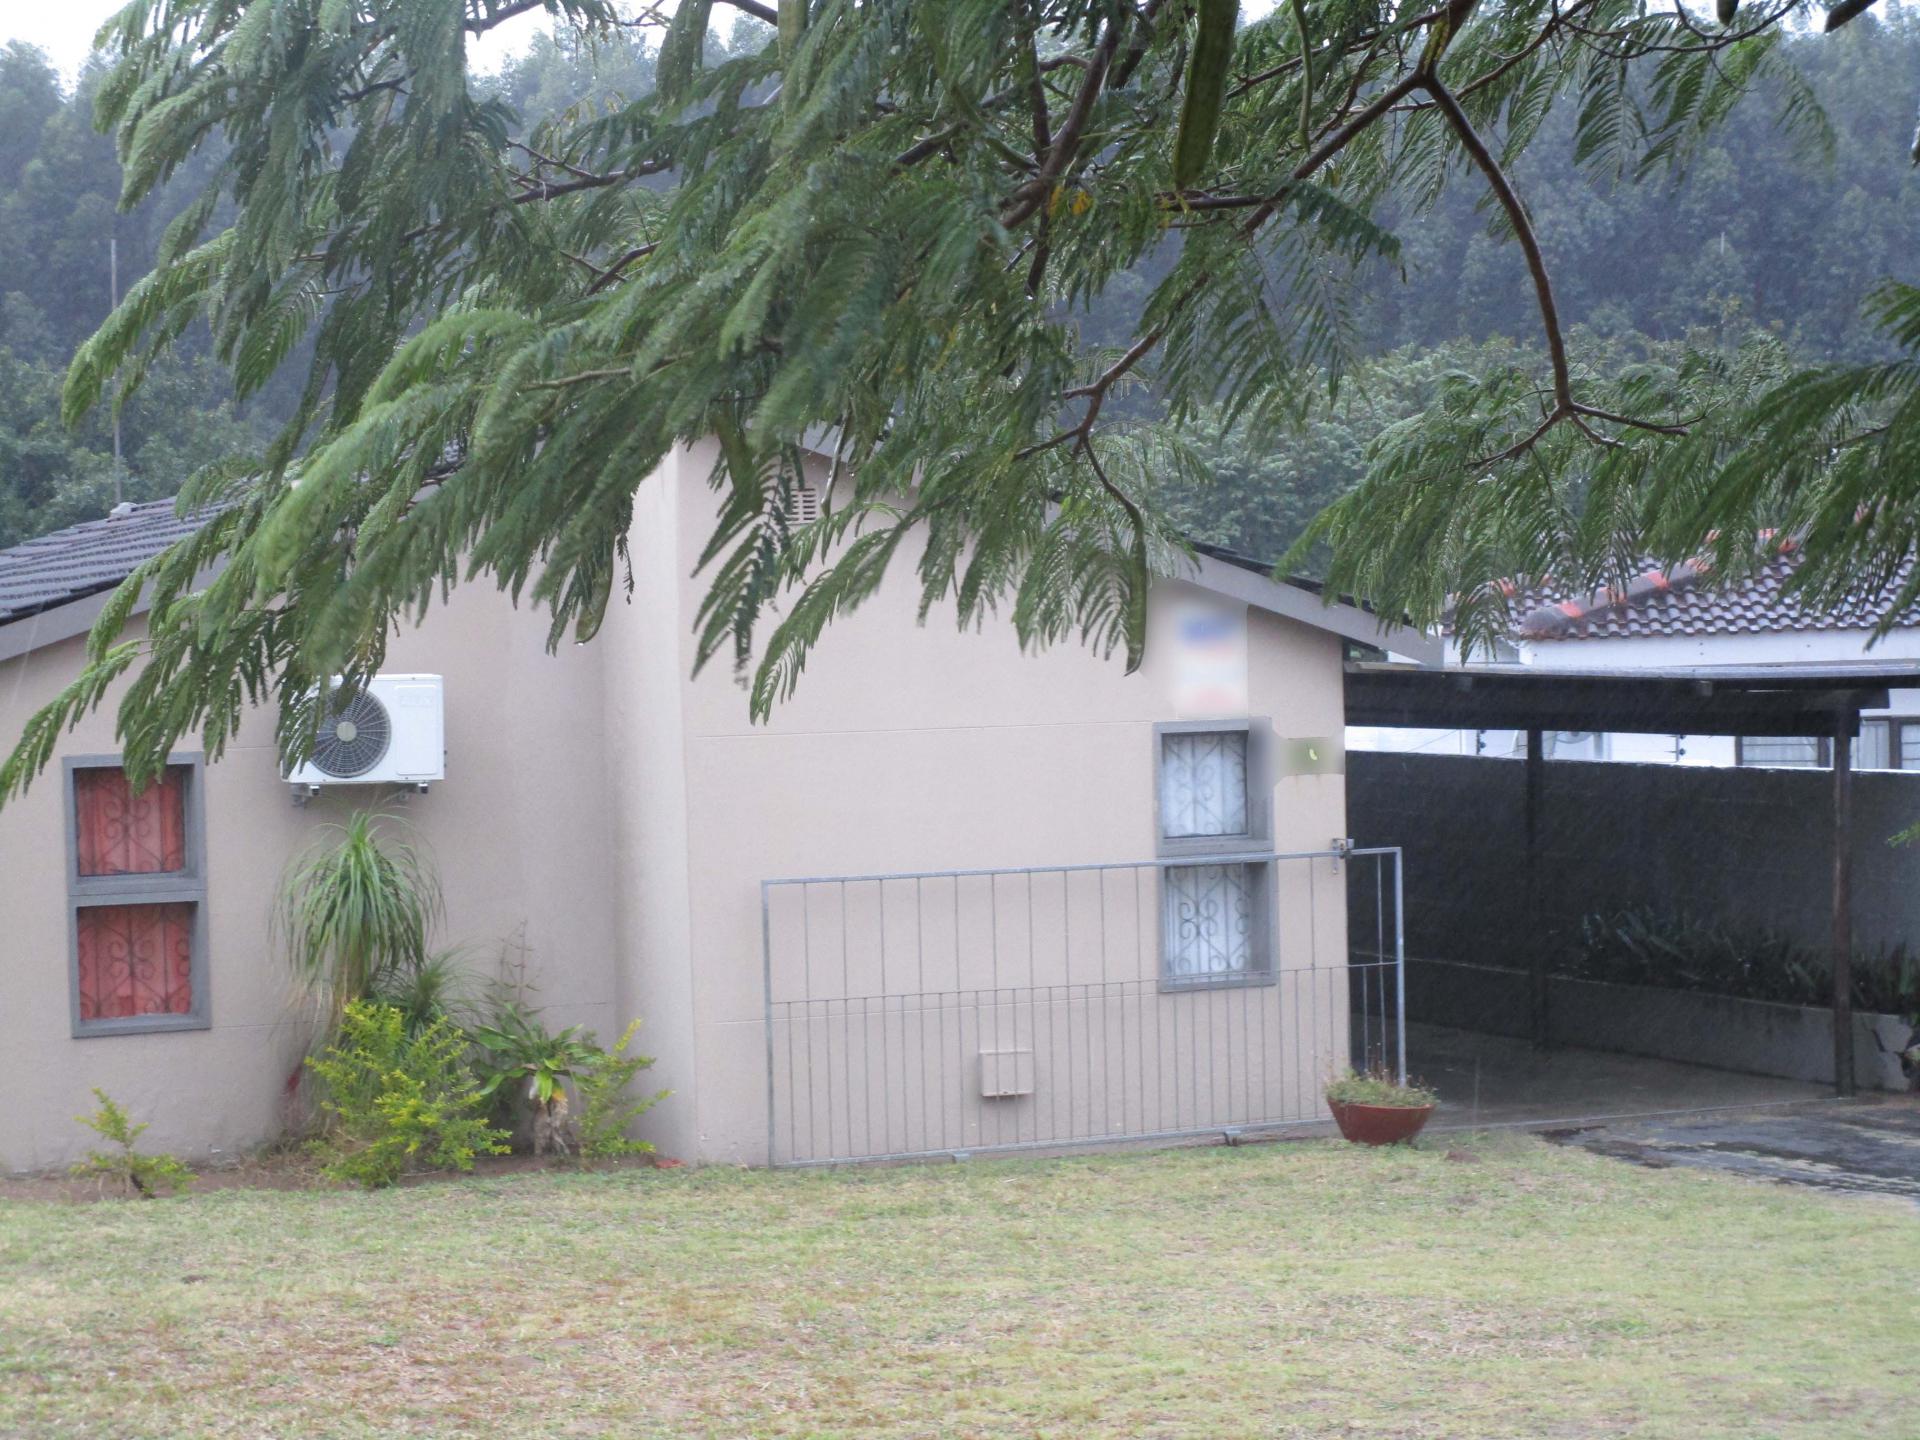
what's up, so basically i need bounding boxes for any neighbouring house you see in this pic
[0,440,1433,1172]
[1350,542,1920,769]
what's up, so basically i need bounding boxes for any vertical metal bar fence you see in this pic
[761,847,1406,1166]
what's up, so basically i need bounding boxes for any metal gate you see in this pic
[761,847,1405,1166]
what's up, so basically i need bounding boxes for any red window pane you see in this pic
[76,903,195,1020]
[74,766,188,877]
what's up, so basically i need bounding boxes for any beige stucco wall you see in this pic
[0,443,1357,1172]
[647,441,1354,1164]
[0,584,623,1172]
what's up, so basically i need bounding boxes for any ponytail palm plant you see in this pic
[275,811,444,1024]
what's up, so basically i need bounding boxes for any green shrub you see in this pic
[306,1001,508,1188]
[1567,907,1920,1019]
[70,1089,193,1198]
[1324,1067,1437,1108]
[576,1019,670,1161]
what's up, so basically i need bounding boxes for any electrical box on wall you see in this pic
[978,1048,1035,1099]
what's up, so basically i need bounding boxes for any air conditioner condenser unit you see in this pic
[286,674,445,794]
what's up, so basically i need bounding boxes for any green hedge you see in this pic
[1564,908,1919,1020]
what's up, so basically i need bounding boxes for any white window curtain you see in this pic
[1160,731,1249,839]
[1162,863,1256,978]
[1739,736,1823,768]
[1857,720,1894,771]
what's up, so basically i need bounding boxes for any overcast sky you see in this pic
[10,3,1283,86]
[7,2,545,82]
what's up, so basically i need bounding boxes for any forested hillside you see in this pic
[0,11,1915,557]
[1162,10,1920,565]
[0,43,268,548]
[0,23,687,550]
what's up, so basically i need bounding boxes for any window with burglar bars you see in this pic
[1155,722,1272,987]
[64,756,209,1036]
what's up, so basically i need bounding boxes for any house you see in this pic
[0,440,1432,1172]
[1350,543,1920,769]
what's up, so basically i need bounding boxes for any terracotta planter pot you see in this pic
[1328,1099,1435,1146]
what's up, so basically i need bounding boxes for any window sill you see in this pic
[72,1013,211,1040]
[1159,971,1276,995]
[1158,838,1268,861]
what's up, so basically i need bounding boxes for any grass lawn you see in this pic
[2,1134,1915,1439]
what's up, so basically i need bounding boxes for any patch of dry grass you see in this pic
[1,1134,1915,1438]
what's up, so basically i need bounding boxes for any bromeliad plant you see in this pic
[470,1011,604,1157]
[471,1008,670,1160]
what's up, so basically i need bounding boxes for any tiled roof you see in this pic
[1509,541,1920,641]
[0,500,210,625]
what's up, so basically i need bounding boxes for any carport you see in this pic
[1346,659,1920,1105]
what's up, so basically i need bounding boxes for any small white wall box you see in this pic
[286,675,445,789]
[978,1049,1035,1099]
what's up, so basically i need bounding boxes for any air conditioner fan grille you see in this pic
[309,691,392,779]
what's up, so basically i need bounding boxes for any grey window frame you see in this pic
[1152,719,1276,992]
[1897,719,1920,770]
[1734,720,1920,772]
[63,753,210,1038]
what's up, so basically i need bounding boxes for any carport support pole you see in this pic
[1832,714,1856,1098]
[1526,727,1547,1048]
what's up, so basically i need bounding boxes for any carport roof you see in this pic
[1344,659,1920,738]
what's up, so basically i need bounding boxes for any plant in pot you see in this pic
[1324,1067,1439,1146]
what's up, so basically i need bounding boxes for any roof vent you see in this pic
[108,502,137,520]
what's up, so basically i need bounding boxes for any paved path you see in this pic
[1546,1096,1920,1205]
[1413,1022,1829,1128]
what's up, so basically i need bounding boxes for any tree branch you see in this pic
[1000,16,1130,228]
[464,0,552,36]
[1110,0,1170,92]
[1017,326,1166,459]
[1022,6,1054,297]
[509,158,671,204]
[1427,75,1694,462]
[1236,70,1423,232]
[1422,74,1571,409]
[584,241,661,294]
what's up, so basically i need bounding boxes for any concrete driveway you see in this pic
[1413,1021,1831,1127]
[1544,1096,1920,1205]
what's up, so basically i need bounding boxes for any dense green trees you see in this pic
[0,45,271,548]
[1367,13,1920,359]
[4,14,1915,562]
[4,0,1920,797]
[1160,15,1920,565]
[0,21,767,549]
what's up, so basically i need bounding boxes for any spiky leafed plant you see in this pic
[372,947,477,1035]
[0,0,1911,797]
[275,810,444,1022]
